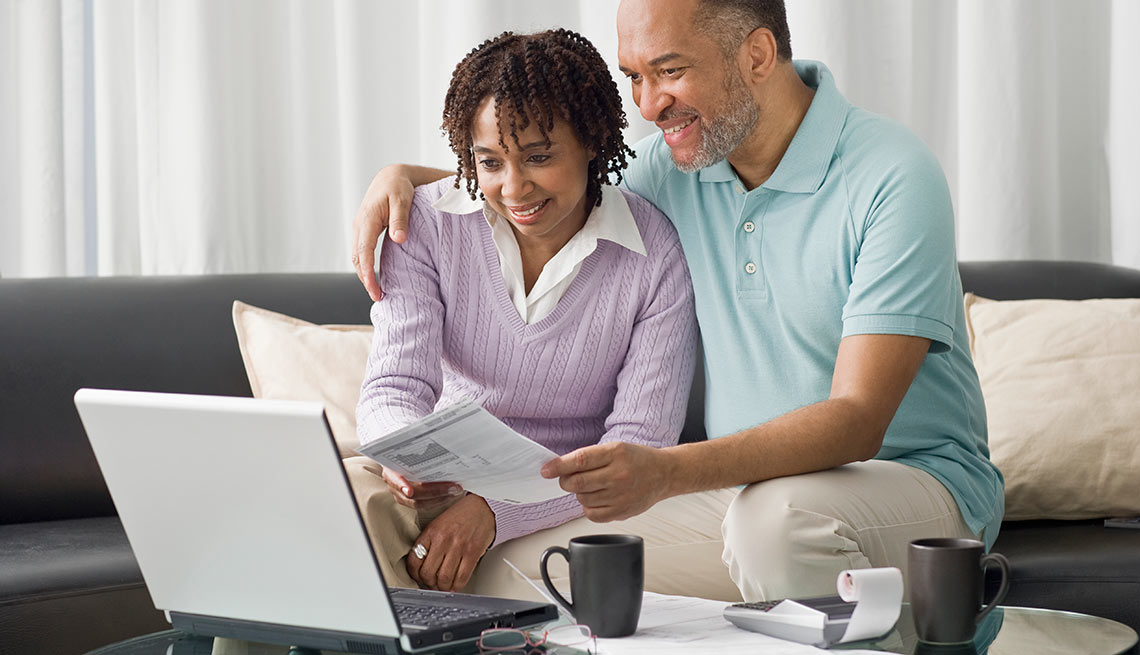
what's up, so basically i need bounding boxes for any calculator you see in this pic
[723,595,857,647]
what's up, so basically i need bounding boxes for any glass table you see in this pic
[836,604,1138,655]
[86,631,586,655]
[87,605,1138,655]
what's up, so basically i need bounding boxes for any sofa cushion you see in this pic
[0,517,147,602]
[0,517,168,655]
[988,519,1140,632]
[964,293,1140,520]
[233,301,372,457]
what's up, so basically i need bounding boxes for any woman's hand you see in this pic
[382,467,464,512]
[406,494,497,592]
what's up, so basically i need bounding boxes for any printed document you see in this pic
[596,593,896,655]
[356,401,565,504]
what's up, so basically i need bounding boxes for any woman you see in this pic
[349,28,696,597]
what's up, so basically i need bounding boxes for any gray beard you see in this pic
[672,76,758,174]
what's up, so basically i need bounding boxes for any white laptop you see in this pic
[74,388,557,654]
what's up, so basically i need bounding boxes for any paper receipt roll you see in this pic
[836,567,903,642]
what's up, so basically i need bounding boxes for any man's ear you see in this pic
[741,27,779,83]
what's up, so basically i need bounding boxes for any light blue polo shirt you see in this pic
[623,60,1004,547]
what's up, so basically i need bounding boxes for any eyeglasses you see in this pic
[478,623,595,653]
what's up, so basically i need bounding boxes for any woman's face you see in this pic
[471,97,593,252]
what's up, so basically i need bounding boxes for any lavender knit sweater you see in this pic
[357,179,698,548]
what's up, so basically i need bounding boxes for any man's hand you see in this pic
[541,441,677,522]
[351,165,416,301]
[351,164,452,301]
[381,466,465,512]
[406,494,496,592]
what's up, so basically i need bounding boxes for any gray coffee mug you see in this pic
[909,538,1010,644]
[540,534,643,637]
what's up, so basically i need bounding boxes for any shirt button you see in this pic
[743,221,755,233]
[735,184,745,195]
[744,262,757,274]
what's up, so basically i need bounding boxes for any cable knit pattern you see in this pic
[357,178,698,548]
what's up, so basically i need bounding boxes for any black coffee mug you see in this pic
[909,538,1010,644]
[539,534,644,638]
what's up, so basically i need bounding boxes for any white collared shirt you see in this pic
[432,185,647,324]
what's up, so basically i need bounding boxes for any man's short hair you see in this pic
[695,0,792,61]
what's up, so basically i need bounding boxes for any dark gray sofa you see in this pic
[2,261,1139,654]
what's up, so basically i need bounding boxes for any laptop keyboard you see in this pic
[394,601,499,629]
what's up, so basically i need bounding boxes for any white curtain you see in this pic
[0,0,628,277]
[1,0,1137,278]
[1,0,89,276]
[786,0,1140,267]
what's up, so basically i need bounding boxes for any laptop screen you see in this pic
[75,389,401,638]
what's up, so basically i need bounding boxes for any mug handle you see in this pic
[976,552,1010,624]
[540,546,575,616]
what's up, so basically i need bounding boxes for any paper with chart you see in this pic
[356,401,566,504]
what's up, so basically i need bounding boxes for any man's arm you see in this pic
[356,196,446,442]
[542,333,931,521]
[351,164,452,301]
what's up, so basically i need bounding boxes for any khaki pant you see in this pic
[343,456,973,603]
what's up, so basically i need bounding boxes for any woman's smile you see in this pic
[506,199,550,223]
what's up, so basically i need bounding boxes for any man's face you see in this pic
[617,0,758,172]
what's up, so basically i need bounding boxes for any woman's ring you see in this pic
[413,543,428,559]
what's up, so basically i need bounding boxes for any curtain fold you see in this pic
[956,1,1109,261]
[2,0,87,277]
[1109,0,1140,267]
[1,1,1137,278]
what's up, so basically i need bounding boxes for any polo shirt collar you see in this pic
[697,159,737,184]
[762,60,849,193]
[697,60,849,194]
[430,184,647,256]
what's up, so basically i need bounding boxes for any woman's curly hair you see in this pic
[441,29,635,208]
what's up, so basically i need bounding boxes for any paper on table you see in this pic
[356,401,565,504]
[502,558,573,620]
[595,592,892,655]
[836,567,904,642]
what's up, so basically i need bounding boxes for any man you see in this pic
[351,0,1003,602]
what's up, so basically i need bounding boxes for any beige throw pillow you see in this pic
[232,301,372,458]
[964,293,1140,520]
